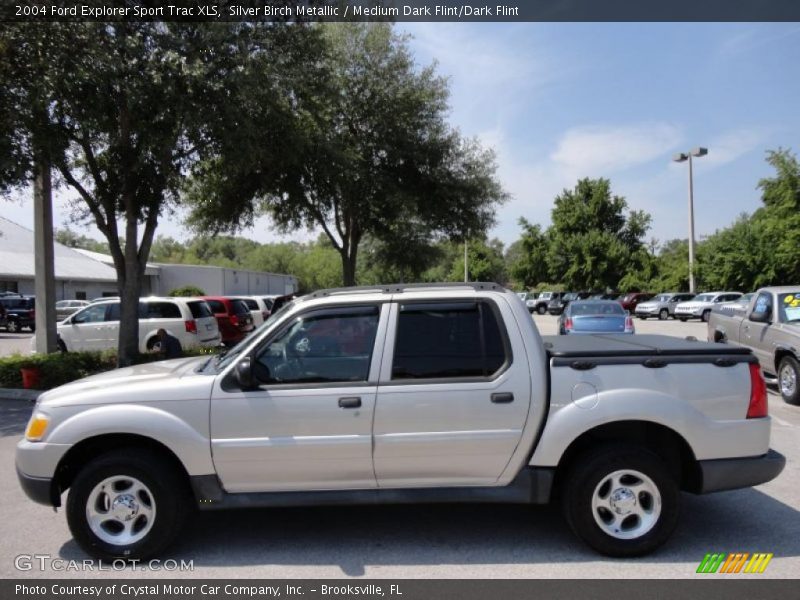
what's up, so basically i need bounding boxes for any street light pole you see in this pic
[672,147,708,294]
[687,152,695,294]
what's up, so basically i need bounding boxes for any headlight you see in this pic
[25,413,49,442]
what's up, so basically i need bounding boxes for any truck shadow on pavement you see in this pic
[55,490,800,576]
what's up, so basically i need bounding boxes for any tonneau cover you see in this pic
[543,334,751,358]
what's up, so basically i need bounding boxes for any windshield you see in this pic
[778,293,800,323]
[212,300,297,371]
[655,295,671,302]
[694,294,714,302]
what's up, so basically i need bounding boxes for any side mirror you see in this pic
[749,310,771,323]
[235,357,258,390]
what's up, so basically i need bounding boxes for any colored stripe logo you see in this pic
[697,552,773,574]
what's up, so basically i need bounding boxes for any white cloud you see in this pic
[697,128,770,169]
[550,123,683,177]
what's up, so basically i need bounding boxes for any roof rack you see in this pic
[305,282,505,300]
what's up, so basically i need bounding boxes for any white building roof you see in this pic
[73,248,161,276]
[0,217,118,282]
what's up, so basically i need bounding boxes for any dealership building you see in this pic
[0,216,298,300]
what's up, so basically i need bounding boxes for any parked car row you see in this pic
[47,293,291,353]
[522,289,752,324]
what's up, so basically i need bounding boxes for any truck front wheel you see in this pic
[66,450,190,561]
[562,444,679,557]
[778,356,800,405]
[537,305,547,315]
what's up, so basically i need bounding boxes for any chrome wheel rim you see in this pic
[591,469,661,540]
[86,476,156,545]
[780,364,797,398]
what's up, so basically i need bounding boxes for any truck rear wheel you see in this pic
[66,449,190,561]
[562,444,679,557]
[537,305,547,315]
[778,356,800,405]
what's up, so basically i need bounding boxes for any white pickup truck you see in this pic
[16,283,784,560]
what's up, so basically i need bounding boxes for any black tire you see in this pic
[701,310,711,323]
[778,355,800,406]
[537,305,547,315]
[57,338,67,353]
[678,317,688,322]
[6,319,19,333]
[146,337,160,352]
[638,315,647,320]
[66,449,191,561]
[658,309,669,321]
[561,444,679,557]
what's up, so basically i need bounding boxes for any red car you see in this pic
[619,292,654,312]
[200,296,254,346]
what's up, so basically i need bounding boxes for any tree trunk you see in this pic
[116,210,142,367]
[117,269,141,367]
[341,250,358,287]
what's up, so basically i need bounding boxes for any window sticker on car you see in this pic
[785,307,800,321]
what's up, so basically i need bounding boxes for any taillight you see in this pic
[564,317,573,330]
[28,309,36,318]
[262,310,269,320]
[625,316,634,333]
[747,363,768,418]
[184,320,197,334]
[230,314,239,326]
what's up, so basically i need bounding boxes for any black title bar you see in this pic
[3,0,800,22]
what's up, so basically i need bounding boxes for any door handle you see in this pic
[338,396,361,409]
[491,392,514,404]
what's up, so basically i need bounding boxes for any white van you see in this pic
[57,297,221,352]
[229,296,271,326]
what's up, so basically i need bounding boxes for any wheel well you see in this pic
[553,421,701,494]
[52,434,191,507]
[774,349,798,374]
[713,330,726,343]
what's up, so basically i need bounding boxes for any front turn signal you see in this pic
[25,413,49,442]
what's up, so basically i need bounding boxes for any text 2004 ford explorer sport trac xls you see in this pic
[17,283,784,560]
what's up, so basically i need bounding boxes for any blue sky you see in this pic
[5,22,800,250]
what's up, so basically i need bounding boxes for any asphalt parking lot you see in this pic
[0,331,33,357]
[0,314,798,578]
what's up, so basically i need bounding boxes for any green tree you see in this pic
[54,227,109,254]
[2,23,319,365]
[508,218,549,289]
[692,149,800,291]
[546,178,651,290]
[188,23,506,287]
[446,238,507,284]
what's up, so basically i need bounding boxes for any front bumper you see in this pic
[696,449,786,494]
[16,467,58,506]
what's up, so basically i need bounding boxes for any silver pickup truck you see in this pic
[16,283,784,561]
[708,286,800,405]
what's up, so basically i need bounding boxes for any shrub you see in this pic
[168,285,206,297]
[0,346,220,391]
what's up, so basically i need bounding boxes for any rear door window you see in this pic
[188,301,212,319]
[140,302,181,319]
[391,301,508,380]
[206,299,225,313]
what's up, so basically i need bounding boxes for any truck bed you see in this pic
[543,333,752,359]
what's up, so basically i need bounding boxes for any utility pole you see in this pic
[464,240,468,282]
[33,156,58,353]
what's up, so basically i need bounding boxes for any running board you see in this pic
[190,468,555,510]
